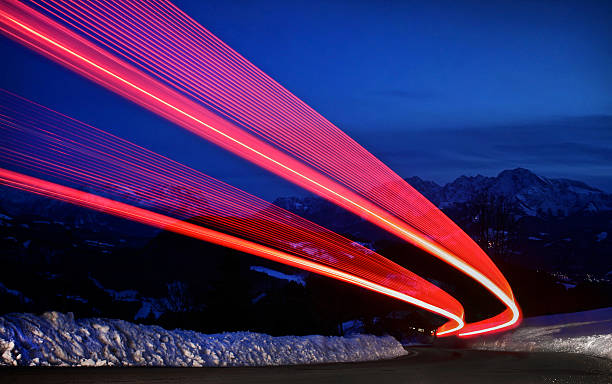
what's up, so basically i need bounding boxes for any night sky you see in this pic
[1,0,611,198]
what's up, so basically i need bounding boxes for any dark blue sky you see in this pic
[1,0,611,197]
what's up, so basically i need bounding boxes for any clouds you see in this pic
[1,0,610,198]
[367,115,612,191]
[494,142,612,166]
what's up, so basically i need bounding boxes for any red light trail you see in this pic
[0,90,464,335]
[0,167,466,335]
[2,167,469,330]
[0,0,520,336]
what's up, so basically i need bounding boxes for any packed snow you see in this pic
[0,312,406,366]
[250,266,306,286]
[468,307,612,360]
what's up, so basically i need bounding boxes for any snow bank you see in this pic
[468,307,612,360]
[0,312,406,366]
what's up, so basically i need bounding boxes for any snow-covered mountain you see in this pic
[274,168,612,276]
[406,168,612,216]
[1,168,610,337]
[276,168,612,227]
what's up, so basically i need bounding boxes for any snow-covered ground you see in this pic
[468,307,612,359]
[0,312,406,366]
[249,265,306,286]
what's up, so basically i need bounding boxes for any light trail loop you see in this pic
[0,166,465,334]
[0,0,520,336]
[0,90,465,334]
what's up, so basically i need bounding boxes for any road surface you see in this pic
[1,348,610,383]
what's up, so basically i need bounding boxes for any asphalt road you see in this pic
[1,348,611,384]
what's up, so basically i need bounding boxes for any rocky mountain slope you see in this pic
[405,168,612,216]
[274,168,612,276]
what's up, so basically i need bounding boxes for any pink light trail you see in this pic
[0,0,520,336]
[0,90,464,335]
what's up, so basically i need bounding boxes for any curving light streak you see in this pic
[0,167,465,334]
[0,89,465,334]
[0,0,520,336]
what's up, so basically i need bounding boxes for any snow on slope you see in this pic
[407,168,612,216]
[0,312,406,366]
[250,266,306,286]
[468,307,612,359]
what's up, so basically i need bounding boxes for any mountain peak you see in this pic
[405,168,612,216]
[497,167,537,178]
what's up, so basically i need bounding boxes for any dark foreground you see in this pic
[1,348,611,384]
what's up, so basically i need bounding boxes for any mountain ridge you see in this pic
[404,168,611,216]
